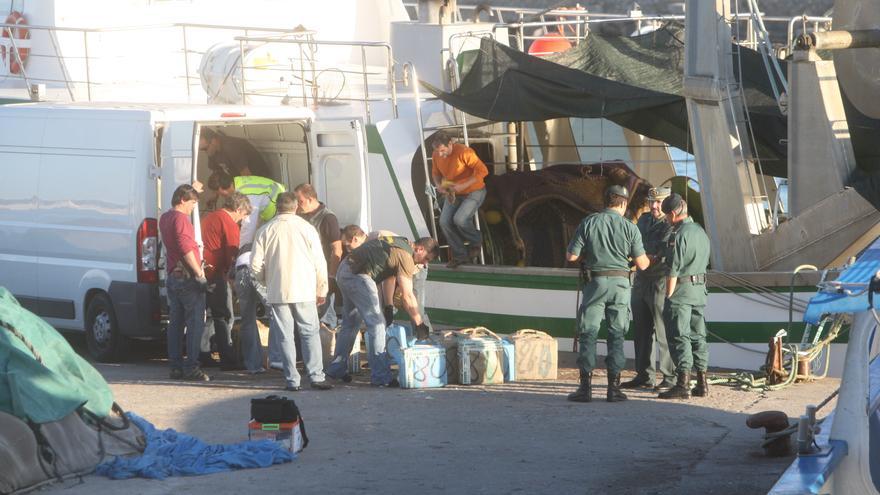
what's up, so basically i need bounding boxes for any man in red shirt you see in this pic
[201,192,252,370]
[159,184,210,381]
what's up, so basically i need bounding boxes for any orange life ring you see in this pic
[2,11,30,74]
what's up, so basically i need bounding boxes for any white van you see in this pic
[0,102,370,361]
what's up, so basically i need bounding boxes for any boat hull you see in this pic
[424,265,847,376]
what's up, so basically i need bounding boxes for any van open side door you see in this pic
[308,119,370,229]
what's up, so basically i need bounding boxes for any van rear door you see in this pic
[158,121,201,265]
[160,121,197,213]
[308,119,370,229]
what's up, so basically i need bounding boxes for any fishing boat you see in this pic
[769,239,880,494]
[0,0,873,383]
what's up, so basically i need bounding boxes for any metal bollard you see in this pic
[806,404,817,426]
[746,410,792,457]
[797,414,814,454]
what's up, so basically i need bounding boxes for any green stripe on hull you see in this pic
[427,269,816,294]
[424,308,848,343]
[429,270,579,290]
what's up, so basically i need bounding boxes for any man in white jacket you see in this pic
[251,192,333,391]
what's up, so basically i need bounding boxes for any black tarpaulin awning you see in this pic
[424,23,789,177]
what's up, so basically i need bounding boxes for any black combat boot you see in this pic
[654,376,675,392]
[619,374,653,389]
[658,371,691,399]
[692,370,709,397]
[567,373,592,403]
[606,373,628,402]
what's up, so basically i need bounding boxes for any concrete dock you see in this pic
[43,343,838,495]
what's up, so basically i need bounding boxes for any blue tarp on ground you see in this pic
[803,237,880,324]
[95,413,294,479]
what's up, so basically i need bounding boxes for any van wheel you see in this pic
[85,293,128,362]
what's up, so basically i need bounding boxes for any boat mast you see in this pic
[682,0,760,272]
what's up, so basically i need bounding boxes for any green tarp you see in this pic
[425,23,789,177]
[0,287,113,423]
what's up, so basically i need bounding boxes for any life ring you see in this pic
[2,11,30,74]
[528,33,572,57]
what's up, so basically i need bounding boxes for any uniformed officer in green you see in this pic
[657,193,711,400]
[566,185,650,403]
[621,186,676,391]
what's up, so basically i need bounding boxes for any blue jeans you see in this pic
[166,275,205,371]
[203,277,236,366]
[235,266,266,372]
[269,324,282,365]
[269,302,325,387]
[318,291,338,328]
[327,261,394,385]
[439,187,486,261]
[412,265,431,329]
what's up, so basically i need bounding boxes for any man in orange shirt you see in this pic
[430,131,489,268]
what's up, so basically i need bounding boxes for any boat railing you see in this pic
[231,36,396,123]
[0,22,320,101]
[484,12,831,54]
[404,3,585,24]
[0,21,397,117]
[177,23,321,101]
[784,15,833,57]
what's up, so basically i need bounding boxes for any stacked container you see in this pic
[504,329,558,380]
[452,327,516,385]
[386,324,447,388]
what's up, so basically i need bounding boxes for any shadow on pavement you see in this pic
[71,349,841,495]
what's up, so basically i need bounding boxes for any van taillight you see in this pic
[137,218,159,283]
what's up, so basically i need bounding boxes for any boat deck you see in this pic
[48,341,840,495]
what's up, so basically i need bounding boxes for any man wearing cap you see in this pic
[566,185,650,403]
[620,187,676,392]
[657,193,711,400]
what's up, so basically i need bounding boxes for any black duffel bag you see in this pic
[250,395,308,448]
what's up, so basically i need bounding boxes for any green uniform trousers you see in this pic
[577,276,631,375]
[631,276,675,383]
[663,281,709,374]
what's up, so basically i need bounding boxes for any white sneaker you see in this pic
[269,361,284,370]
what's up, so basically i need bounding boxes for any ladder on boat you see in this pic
[402,59,485,264]
[723,9,776,233]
